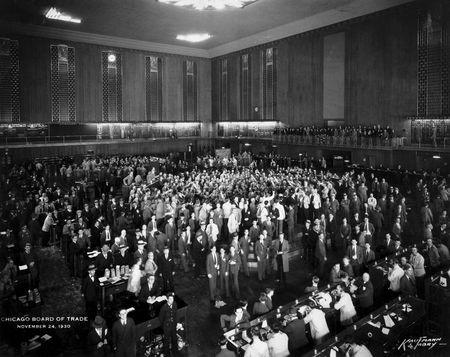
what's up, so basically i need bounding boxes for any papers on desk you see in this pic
[41,334,52,341]
[402,303,412,313]
[383,315,395,328]
[28,341,41,351]
[440,276,447,287]
[381,327,390,335]
[368,321,381,328]
[19,265,28,271]
[98,277,107,283]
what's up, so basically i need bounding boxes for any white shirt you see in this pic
[266,332,289,357]
[388,265,404,292]
[244,337,270,357]
[304,308,330,341]
[273,203,285,221]
[223,202,232,219]
[334,292,356,322]
[367,197,377,209]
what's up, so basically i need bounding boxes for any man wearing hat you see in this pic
[133,240,147,268]
[20,242,40,288]
[215,337,237,357]
[159,292,178,356]
[165,216,177,252]
[158,246,175,293]
[87,315,110,357]
[114,243,132,267]
[81,264,100,322]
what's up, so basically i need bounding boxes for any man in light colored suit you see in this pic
[274,233,290,285]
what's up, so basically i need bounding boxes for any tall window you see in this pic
[219,58,229,121]
[183,60,197,121]
[0,38,20,122]
[102,51,122,122]
[145,56,163,122]
[261,47,277,120]
[50,44,76,122]
[240,53,251,120]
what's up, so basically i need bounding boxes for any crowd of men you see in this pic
[0,152,449,356]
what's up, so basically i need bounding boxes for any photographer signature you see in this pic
[398,336,447,351]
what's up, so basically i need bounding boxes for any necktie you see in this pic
[213,253,217,265]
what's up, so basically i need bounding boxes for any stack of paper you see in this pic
[383,315,395,328]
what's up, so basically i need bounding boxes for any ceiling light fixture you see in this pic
[45,7,82,23]
[157,0,258,11]
[176,33,211,43]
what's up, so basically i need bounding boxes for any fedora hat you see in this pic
[92,315,105,328]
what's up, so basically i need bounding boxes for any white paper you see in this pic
[261,320,268,328]
[381,327,390,335]
[383,315,395,328]
[41,334,52,341]
[330,349,337,357]
[368,321,381,328]
[19,265,28,271]
[98,277,107,283]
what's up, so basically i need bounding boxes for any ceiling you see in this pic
[0,0,414,56]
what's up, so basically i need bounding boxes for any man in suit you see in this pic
[314,233,327,279]
[95,244,114,278]
[255,234,268,281]
[283,307,310,355]
[133,240,147,267]
[346,239,364,276]
[165,216,177,252]
[273,233,289,285]
[138,274,162,304]
[410,246,426,298]
[158,246,175,293]
[362,242,376,271]
[100,224,113,247]
[220,306,250,332]
[329,263,344,284]
[400,264,417,297]
[81,264,99,322]
[206,244,220,304]
[159,292,178,356]
[238,229,251,277]
[87,315,110,357]
[382,233,396,257]
[355,273,373,316]
[228,245,241,298]
[112,308,136,357]
[178,229,190,273]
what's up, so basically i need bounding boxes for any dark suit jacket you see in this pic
[112,318,136,357]
[363,249,376,265]
[315,239,327,261]
[158,254,175,277]
[95,252,114,277]
[400,275,417,296]
[138,281,162,303]
[87,327,109,357]
[81,276,99,303]
[206,252,219,277]
[346,245,364,264]
[357,281,374,308]
[159,302,178,329]
[284,318,309,352]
